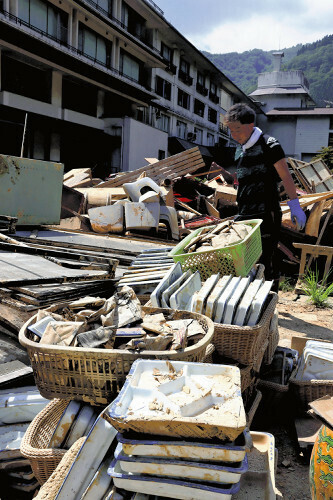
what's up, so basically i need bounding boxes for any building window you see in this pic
[94,0,112,16]
[78,25,111,67]
[329,133,333,147]
[209,81,219,103]
[120,50,141,82]
[208,107,217,123]
[207,133,215,146]
[194,127,203,144]
[176,120,187,139]
[18,0,68,43]
[329,117,333,130]
[196,72,208,96]
[2,54,51,103]
[121,2,145,41]
[194,99,205,118]
[161,42,172,63]
[155,76,171,100]
[158,150,165,160]
[179,58,193,85]
[220,90,232,111]
[178,89,190,110]
[156,113,170,133]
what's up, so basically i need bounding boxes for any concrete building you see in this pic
[0,0,255,177]
[250,51,333,162]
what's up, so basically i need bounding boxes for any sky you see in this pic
[155,0,333,54]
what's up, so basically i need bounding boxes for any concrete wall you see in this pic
[261,94,304,112]
[295,117,330,158]
[257,70,308,90]
[265,119,297,158]
[122,117,168,171]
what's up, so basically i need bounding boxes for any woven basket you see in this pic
[289,373,333,412]
[34,437,86,500]
[213,292,278,365]
[20,399,70,485]
[19,307,214,406]
[262,309,279,366]
[246,389,262,428]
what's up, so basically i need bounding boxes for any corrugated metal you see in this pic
[0,155,64,225]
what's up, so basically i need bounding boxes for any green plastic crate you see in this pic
[170,219,262,280]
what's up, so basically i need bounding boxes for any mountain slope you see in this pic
[203,36,333,106]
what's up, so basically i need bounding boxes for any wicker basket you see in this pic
[213,292,278,365]
[20,398,70,485]
[262,309,279,366]
[19,307,215,406]
[289,373,333,412]
[246,389,262,428]
[169,220,262,280]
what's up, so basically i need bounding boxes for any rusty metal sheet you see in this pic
[0,155,64,225]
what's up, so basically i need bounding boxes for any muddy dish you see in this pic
[106,359,246,442]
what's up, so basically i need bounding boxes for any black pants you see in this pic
[234,211,282,283]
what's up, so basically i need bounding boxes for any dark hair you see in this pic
[224,103,255,125]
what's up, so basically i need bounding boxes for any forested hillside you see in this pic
[203,35,333,106]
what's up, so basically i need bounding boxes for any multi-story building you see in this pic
[250,52,333,162]
[0,0,255,176]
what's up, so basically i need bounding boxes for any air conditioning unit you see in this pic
[187,132,196,141]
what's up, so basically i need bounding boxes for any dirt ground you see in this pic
[254,290,333,500]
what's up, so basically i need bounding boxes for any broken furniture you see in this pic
[96,147,206,188]
[288,157,333,193]
[293,242,333,282]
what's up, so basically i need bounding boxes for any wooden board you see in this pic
[96,147,205,187]
[310,396,333,428]
[0,252,108,286]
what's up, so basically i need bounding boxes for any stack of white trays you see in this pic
[108,425,252,499]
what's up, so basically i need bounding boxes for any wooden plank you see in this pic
[310,396,333,428]
[97,147,205,188]
[305,200,326,237]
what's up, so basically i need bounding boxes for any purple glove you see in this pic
[287,198,306,230]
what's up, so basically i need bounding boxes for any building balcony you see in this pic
[178,70,193,86]
[209,92,220,104]
[196,82,208,96]
[0,9,156,97]
[163,60,177,75]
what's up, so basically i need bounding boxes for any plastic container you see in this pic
[116,429,252,463]
[105,359,246,442]
[169,220,262,280]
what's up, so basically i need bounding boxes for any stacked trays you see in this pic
[106,359,251,499]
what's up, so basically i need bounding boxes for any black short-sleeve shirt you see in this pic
[236,134,285,216]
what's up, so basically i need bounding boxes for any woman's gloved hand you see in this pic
[287,198,306,230]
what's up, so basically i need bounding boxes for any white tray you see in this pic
[115,442,248,483]
[106,359,246,441]
[116,429,252,462]
[108,460,241,500]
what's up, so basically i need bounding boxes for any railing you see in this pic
[178,70,193,86]
[0,8,156,93]
[162,59,177,75]
[209,92,220,104]
[196,82,208,96]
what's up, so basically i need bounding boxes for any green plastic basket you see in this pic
[170,219,262,280]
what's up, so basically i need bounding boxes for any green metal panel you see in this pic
[0,155,64,225]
